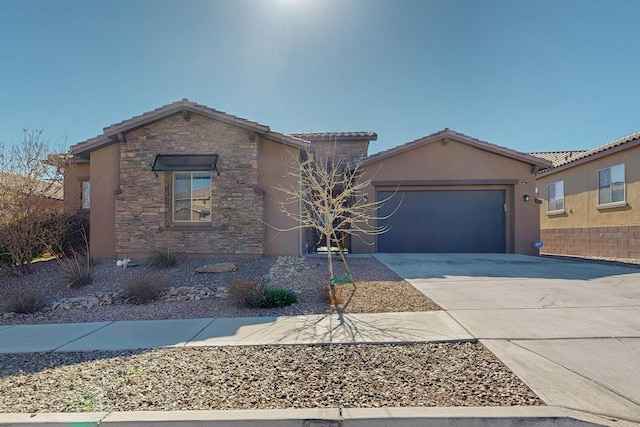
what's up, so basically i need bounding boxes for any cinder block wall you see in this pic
[115,113,264,257]
[541,226,640,259]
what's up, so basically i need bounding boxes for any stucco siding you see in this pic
[90,143,120,258]
[352,138,540,255]
[537,145,639,257]
[259,137,302,256]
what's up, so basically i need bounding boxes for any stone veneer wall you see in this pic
[115,113,264,256]
[540,226,640,259]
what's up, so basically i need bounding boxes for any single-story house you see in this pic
[63,100,550,258]
[65,99,311,258]
[353,129,551,255]
[534,131,640,259]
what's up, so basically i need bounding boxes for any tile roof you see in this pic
[535,130,640,174]
[71,99,309,155]
[289,132,377,141]
[0,171,63,200]
[528,151,587,167]
[363,128,551,168]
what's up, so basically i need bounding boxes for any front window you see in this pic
[82,181,90,210]
[173,172,211,222]
[598,164,625,205]
[548,180,564,212]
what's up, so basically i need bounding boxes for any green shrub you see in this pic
[122,275,169,305]
[147,246,177,268]
[229,279,264,308]
[259,288,298,308]
[4,289,48,314]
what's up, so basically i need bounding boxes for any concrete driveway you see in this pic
[374,253,640,423]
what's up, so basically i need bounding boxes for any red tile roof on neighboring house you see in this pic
[362,128,551,168]
[535,130,640,176]
[70,99,310,156]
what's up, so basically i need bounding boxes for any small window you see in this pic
[82,181,90,209]
[547,180,564,212]
[173,172,211,222]
[598,164,625,205]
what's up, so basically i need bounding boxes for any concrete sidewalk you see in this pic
[0,311,471,353]
[374,253,640,424]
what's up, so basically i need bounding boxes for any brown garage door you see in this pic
[377,190,506,253]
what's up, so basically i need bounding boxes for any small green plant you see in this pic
[4,289,48,314]
[229,279,264,308]
[147,246,177,268]
[122,275,169,304]
[259,288,298,308]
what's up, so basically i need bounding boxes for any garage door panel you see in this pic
[377,190,505,253]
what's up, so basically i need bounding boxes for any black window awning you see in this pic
[151,154,218,172]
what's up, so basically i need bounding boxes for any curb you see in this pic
[0,406,627,427]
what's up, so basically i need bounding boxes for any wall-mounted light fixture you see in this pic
[523,194,530,202]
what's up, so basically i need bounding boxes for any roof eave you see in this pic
[536,138,640,177]
[363,130,551,168]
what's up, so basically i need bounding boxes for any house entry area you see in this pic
[377,189,506,253]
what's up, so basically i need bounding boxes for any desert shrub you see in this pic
[147,246,177,268]
[57,213,90,256]
[259,288,298,308]
[229,279,264,308]
[4,289,48,314]
[0,216,47,266]
[122,275,169,305]
[62,253,94,288]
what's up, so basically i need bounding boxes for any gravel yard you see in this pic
[0,344,543,412]
[0,255,544,412]
[0,255,438,325]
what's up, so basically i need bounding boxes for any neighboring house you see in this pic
[353,129,551,255]
[0,170,63,213]
[64,99,311,258]
[534,131,640,259]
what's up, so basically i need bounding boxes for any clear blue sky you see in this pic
[1,0,639,155]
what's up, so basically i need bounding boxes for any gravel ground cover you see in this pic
[0,255,545,412]
[0,255,438,325]
[0,343,543,412]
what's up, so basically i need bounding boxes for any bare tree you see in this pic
[0,129,65,273]
[269,142,399,293]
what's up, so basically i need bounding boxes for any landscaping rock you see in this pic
[196,262,238,273]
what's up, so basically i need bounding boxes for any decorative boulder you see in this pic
[196,262,238,273]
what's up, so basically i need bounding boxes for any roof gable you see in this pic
[70,99,308,155]
[363,129,551,169]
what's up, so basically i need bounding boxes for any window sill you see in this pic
[169,223,212,231]
[596,201,628,211]
[546,209,566,217]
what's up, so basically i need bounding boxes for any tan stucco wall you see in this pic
[258,137,302,256]
[538,146,640,229]
[62,162,90,214]
[352,138,540,255]
[89,143,120,258]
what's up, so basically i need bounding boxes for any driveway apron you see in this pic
[374,253,640,422]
